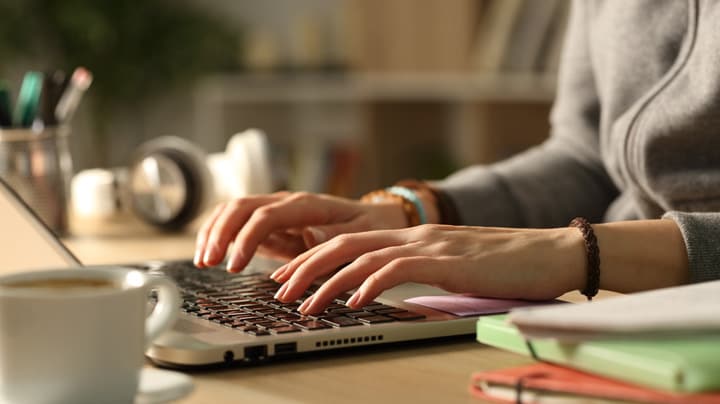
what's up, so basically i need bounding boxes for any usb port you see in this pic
[274,342,297,356]
[244,345,267,362]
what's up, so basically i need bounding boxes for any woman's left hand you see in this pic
[271,224,586,315]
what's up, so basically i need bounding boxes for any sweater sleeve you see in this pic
[662,212,720,282]
[435,0,618,228]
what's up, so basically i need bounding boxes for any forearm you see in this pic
[582,219,689,293]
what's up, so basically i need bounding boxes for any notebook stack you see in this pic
[472,280,720,403]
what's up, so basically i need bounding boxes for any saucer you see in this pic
[136,367,194,403]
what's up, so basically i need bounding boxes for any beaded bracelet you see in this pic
[569,217,600,301]
[395,179,461,225]
[385,186,427,225]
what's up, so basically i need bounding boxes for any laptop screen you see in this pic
[0,177,80,271]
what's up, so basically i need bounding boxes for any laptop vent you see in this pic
[315,334,384,348]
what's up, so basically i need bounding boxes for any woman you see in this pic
[194,0,720,315]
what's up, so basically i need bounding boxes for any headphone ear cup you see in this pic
[128,136,211,231]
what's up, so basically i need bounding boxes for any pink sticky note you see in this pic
[404,295,561,317]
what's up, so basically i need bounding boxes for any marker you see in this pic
[55,67,93,124]
[13,71,44,127]
[0,81,11,127]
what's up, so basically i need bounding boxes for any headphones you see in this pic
[71,129,275,231]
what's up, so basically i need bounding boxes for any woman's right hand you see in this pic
[193,192,409,272]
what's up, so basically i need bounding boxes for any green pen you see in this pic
[0,81,11,127]
[13,71,44,127]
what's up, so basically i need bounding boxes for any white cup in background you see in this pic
[0,267,180,404]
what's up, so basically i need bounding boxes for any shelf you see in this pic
[194,72,557,104]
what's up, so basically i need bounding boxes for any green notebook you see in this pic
[476,314,720,393]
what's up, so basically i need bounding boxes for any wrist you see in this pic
[556,226,589,296]
[366,200,409,229]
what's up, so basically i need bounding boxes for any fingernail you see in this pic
[299,295,314,313]
[193,250,202,267]
[270,265,287,280]
[306,227,327,245]
[274,282,289,300]
[226,258,235,272]
[203,245,217,265]
[346,290,362,308]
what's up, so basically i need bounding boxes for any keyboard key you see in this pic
[333,293,355,304]
[293,320,330,331]
[357,315,394,324]
[252,307,277,315]
[245,327,271,336]
[374,308,407,315]
[229,315,263,322]
[328,307,359,315]
[193,310,212,317]
[252,320,276,328]
[322,316,363,327]
[363,304,397,312]
[219,310,247,316]
[387,311,426,321]
[270,325,300,334]
[212,317,235,325]
[269,313,303,322]
[345,311,377,318]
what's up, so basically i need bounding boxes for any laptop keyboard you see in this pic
[155,262,426,337]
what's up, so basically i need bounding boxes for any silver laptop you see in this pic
[0,176,476,368]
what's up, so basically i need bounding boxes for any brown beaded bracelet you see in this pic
[394,179,461,225]
[569,217,600,301]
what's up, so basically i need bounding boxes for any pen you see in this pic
[38,70,68,127]
[13,71,44,127]
[0,81,11,127]
[55,67,93,124]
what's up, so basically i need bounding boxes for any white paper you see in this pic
[508,280,720,341]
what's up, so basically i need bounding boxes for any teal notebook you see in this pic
[476,314,720,393]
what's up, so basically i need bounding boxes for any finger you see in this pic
[194,203,227,268]
[301,215,371,248]
[255,232,306,262]
[201,194,285,267]
[347,256,440,308]
[299,244,417,314]
[230,193,340,269]
[278,230,406,303]
[273,227,400,284]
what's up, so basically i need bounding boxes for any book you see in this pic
[476,314,720,393]
[535,0,571,73]
[507,280,720,341]
[345,0,478,72]
[501,0,561,72]
[470,363,720,404]
[471,0,525,73]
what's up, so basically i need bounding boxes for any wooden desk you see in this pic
[64,224,594,404]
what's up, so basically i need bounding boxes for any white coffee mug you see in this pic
[0,267,180,404]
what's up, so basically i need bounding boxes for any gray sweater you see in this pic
[436,0,720,282]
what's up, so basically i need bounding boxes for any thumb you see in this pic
[302,218,368,248]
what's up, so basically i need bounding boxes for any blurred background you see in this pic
[0,0,568,200]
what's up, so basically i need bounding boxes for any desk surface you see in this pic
[64,222,596,404]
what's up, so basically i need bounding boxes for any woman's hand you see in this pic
[272,224,587,315]
[194,192,408,271]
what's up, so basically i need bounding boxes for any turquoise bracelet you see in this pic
[385,186,428,225]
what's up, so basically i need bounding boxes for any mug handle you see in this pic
[144,275,181,348]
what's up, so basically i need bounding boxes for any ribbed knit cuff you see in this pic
[662,211,720,283]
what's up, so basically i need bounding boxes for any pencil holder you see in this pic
[0,126,73,235]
